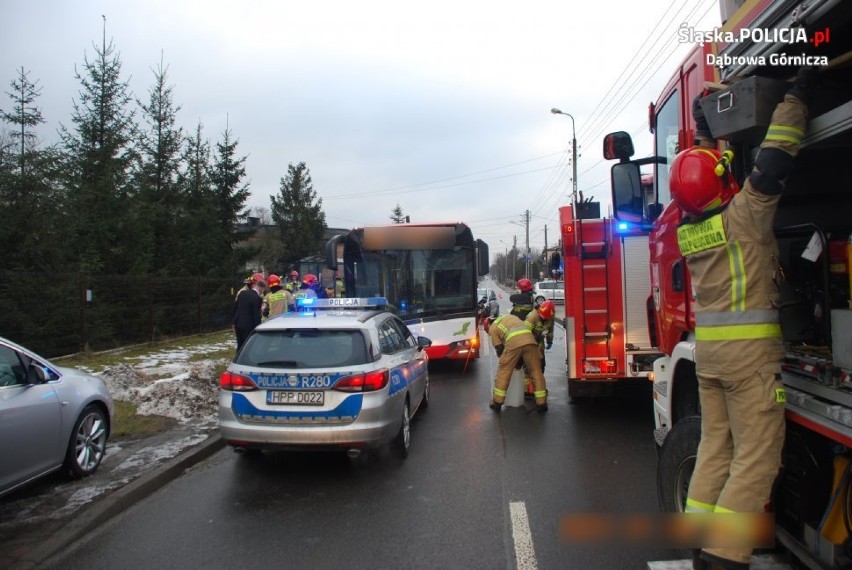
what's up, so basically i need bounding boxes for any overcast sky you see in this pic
[3,0,720,267]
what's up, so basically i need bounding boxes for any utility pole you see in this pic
[525,210,531,279]
[512,235,517,282]
[544,224,548,278]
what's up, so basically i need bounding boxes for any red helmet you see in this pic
[267,274,281,288]
[290,270,299,278]
[670,147,740,215]
[517,278,533,293]
[247,272,265,285]
[302,274,318,286]
[536,300,555,320]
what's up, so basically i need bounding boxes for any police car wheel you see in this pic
[393,399,411,458]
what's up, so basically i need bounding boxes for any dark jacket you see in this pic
[233,288,262,330]
[510,292,534,320]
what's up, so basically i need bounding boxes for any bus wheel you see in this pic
[657,416,701,513]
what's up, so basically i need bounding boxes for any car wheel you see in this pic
[392,399,411,458]
[535,295,546,304]
[64,404,109,479]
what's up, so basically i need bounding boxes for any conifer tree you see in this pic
[270,162,326,266]
[0,67,63,270]
[59,31,137,274]
[390,203,406,223]
[210,124,251,274]
[135,58,184,274]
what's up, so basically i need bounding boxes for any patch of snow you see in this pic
[115,434,210,471]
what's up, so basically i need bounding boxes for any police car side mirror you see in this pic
[416,336,432,351]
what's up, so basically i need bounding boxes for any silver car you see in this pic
[0,337,114,497]
[218,298,431,459]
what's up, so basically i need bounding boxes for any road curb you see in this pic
[13,433,225,569]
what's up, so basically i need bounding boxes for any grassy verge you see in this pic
[57,331,234,371]
[111,401,178,439]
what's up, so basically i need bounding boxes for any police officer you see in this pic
[509,278,535,320]
[488,313,548,412]
[672,68,814,570]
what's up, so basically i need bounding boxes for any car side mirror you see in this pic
[28,362,48,384]
[417,336,432,351]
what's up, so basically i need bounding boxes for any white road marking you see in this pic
[509,501,538,570]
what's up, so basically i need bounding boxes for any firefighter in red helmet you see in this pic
[523,299,555,399]
[674,67,814,570]
[488,313,547,413]
[509,278,535,320]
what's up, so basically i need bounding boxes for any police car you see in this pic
[218,297,432,458]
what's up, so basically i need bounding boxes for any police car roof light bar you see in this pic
[294,297,389,311]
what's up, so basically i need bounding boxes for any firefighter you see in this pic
[509,278,535,320]
[523,299,554,398]
[673,68,814,570]
[284,270,300,293]
[488,313,548,412]
[265,274,293,318]
[334,277,345,298]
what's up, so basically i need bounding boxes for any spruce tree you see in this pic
[135,58,184,275]
[178,121,220,275]
[270,162,327,266]
[59,33,137,274]
[390,203,406,223]
[0,67,64,270]
[210,124,251,275]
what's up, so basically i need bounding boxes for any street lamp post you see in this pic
[551,108,578,207]
[499,240,509,284]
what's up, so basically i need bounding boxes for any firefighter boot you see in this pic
[489,400,502,412]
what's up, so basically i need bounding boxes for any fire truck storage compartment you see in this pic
[699,77,790,145]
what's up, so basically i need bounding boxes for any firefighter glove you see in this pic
[691,94,712,141]
[546,341,553,350]
[495,345,504,357]
[788,65,818,104]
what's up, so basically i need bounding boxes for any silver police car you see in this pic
[218,298,431,458]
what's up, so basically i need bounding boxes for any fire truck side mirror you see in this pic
[603,131,634,161]
[611,162,644,222]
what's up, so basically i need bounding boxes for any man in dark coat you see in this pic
[233,272,264,355]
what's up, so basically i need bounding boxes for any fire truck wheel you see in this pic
[657,416,702,513]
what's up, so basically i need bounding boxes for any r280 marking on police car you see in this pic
[250,373,345,389]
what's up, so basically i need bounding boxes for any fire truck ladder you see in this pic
[576,217,612,375]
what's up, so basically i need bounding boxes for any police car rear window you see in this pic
[238,329,370,368]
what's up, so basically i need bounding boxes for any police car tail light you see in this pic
[220,371,258,392]
[334,369,389,392]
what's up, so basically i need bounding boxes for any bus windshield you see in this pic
[333,223,485,324]
[353,247,475,319]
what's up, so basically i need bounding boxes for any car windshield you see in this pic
[237,329,370,369]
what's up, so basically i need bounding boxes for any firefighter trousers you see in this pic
[686,362,786,565]
[494,343,547,405]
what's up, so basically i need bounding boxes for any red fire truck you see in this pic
[606,0,852,566]
[559,198,662,401]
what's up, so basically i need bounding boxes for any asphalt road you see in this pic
[45,296,676,570]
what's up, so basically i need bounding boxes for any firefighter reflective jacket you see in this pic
[525,311,554,347]
[677,94,807,381]
[489,314,537,351]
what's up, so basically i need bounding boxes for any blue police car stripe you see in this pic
[232,393,363,424]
